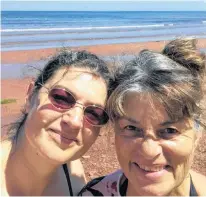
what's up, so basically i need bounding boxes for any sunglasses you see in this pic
[38,83,109,126]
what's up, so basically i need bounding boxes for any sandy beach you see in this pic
[1,39,206,177]
[2,38,206,64]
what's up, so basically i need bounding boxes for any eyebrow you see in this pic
[53,84,105,108]
[160,120,179,126]
[125,118,178,126]
[120,116,187,128]
[121,116,140,124]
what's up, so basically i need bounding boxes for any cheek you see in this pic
[25,107,58,139]
[82,127,100,147]
[115,135,133,165]
[24,113,46,150]
[162,138,195,178]
[163,137,195,161]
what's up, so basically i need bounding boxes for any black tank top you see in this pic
[62,164,73,196]
[190,176,198,196]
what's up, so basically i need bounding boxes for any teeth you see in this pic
[138,164,165,172]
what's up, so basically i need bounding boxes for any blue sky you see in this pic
[1,0,206,11]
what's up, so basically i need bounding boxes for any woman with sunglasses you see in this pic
[1,49,111,196]
[79,38,206,196]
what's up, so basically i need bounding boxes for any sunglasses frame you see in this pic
[37,83,109,127]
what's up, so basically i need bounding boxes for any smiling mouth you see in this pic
[134,163,170,172]
[50,129,78,144]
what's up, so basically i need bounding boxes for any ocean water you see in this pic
[1,11,206,51]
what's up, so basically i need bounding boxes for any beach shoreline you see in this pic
[2,38,206,64]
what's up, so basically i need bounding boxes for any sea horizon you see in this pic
[1,10,206,51]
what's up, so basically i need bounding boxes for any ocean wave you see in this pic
[1,24,166,32]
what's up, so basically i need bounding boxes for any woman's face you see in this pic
[24,67,107,164]
[115,92,197,196]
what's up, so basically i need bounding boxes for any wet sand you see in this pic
[2,38,206,64]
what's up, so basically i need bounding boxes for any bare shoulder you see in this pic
[190,170,206,196]
[67,159,86,180]
[66,159,87,195]
[1,140,13,196]
[1,140,12,166]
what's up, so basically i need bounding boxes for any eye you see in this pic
[121,125,143,137]
[49,88,76,109]
[158,128,179,139]
[54,93,67,101]
[85,108,100,120]
[125,125,138,131]
[53,93,69,105]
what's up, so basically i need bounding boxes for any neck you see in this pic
[169,175,191,196]
[5,130,59,196]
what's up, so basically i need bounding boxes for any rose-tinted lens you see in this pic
[49,88,76,110]
[84,106,109,126]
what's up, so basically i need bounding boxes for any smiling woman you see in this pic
[79,38,206,196]
[1,49,111,196]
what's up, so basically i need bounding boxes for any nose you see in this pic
[140,138,162,159]
[62,105,84,130]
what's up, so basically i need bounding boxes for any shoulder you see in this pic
[1,140,12,168]
[68,159,86,180]
[190,170,206,196]
[1,141,13,196]
[78,169,123,196]
[66,159,87,195]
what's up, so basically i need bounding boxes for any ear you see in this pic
[194,130,202,148]
[25,82,35,113]
[193,128,202,151]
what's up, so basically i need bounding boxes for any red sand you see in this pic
[1,78,32,117]
[2,38,206,64]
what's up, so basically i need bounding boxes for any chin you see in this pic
[137,187,169,196]
[129,178,172,196]
[32,141,74,165]
[36,147,68,165]
[46,145,85,164]
[142,182,175,196]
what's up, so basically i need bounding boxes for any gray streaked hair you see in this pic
[107,38,205,127]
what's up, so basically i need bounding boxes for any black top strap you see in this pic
[62,163,73,196]
[190,175,198,196]
[120,178,128,196]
